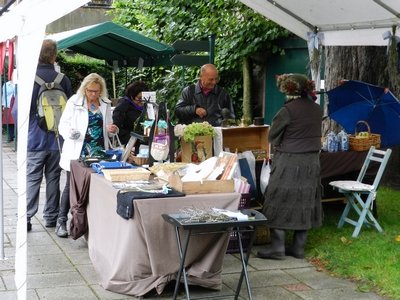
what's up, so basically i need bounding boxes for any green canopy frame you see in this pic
[49,21,176,68]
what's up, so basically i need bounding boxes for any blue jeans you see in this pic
[26,150,61,223]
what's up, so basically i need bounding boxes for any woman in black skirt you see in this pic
[257,73,323,260]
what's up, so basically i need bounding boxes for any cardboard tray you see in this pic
[102,168,151,182]
[168,174,234,194]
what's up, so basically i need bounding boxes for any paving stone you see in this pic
[296,287,385,299]
[286,266,359,290]
[27,253,75,274]
[0,289,39,300]
[36,285,98,300]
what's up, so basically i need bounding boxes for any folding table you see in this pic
[162,209,267,300]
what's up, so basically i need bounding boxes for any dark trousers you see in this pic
[58,171,70,223]
[26,150,61,223]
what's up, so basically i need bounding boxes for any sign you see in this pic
[170,54,209,66]
[172,40,209,52]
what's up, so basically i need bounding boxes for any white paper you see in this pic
[142,91,157,120]
[212,208,249,221]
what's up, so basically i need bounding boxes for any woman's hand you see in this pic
[107,124,118,133]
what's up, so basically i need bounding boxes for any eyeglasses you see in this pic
[86,89,100,94]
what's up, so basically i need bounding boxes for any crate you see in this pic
[221,125,269,159]
[226,193,252,253]
[129,154,149,166]
[168,173,234,194]
[102,168,151,182]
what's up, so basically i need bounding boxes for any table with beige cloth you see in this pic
[87,173,241,297]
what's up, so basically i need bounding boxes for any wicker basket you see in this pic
[226,193,251,253]
[349,121,381,151]
[128,153,149,166]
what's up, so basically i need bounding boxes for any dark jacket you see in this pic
[175,81,235,126]
[112,96,144,145]
[27,64,73,151]
[270,97,322,153]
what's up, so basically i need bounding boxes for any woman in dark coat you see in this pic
[112,81,149,146]
[257,73,323,260]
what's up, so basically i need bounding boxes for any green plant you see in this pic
[182,122,216,143]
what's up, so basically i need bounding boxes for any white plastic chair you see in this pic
[329,146,392,238]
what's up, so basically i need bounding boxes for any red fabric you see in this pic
[7,40,14,81]
[2,95,15,125]
[0,42,5,76]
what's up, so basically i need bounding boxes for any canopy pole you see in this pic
[0,62,4,261]
[112,70,116,100]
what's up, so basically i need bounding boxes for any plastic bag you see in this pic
[260,158,271,194]
[150,134,169,161]
[107,134,124,160]
[150,141,169,161]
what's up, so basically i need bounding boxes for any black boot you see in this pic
[257,229,285,260]
[286,230,307,259]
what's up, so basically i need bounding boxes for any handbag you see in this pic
[149,106,170,161]
[107,134,124,160]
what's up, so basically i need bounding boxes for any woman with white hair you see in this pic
[56,73,118,238]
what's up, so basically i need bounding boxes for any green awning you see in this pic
[48,21,175,67]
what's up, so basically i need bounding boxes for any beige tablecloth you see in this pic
[87,174,241,296]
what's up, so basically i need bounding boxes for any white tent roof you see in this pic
[240,0,400,46]
[0,1,90,299]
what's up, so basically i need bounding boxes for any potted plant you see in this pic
[175,122,216,163]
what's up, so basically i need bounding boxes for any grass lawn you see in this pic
[307,187,400,299]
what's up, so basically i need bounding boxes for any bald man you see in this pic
[175,64,235,126]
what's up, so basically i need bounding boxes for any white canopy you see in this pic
[240,0,400,46]
[0,2,89,299]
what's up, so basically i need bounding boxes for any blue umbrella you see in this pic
[327,80,400,148]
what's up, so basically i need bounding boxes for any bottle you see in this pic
[337,130,343,151]
[327,131,337,153]
[338,130,349,151]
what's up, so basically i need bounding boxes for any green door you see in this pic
[265,38,309,124]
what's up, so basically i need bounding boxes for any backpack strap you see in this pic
[35,75,45,86]
[35,73,65,86]
[53,73,65,84]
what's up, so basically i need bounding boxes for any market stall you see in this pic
[86,173,241,297]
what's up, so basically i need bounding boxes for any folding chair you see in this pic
[329,146,392,238]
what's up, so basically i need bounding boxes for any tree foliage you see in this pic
[111,0,288,121]
[112,0,287,70]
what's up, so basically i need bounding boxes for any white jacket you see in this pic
[59,94,113,171]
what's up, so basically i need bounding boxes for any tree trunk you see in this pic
[324,46,400,188]
[242,56,252,123]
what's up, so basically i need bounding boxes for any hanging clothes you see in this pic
[0,41,5,75]
[2,81,15,125]
[7,40,14,81]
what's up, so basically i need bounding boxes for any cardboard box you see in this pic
[220,125,269,159]
[168,173,234,194]
[181,135,213,163]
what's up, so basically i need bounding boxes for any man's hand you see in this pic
[195,107,207,118]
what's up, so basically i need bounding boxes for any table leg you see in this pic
[173,227,192,300]
[235,227,255,300]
